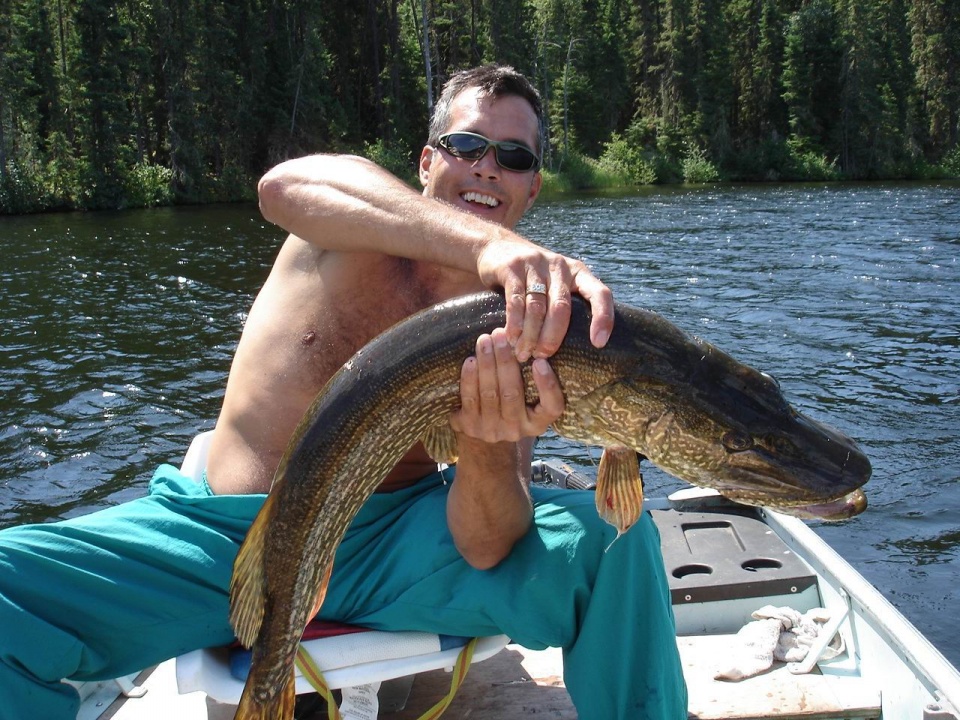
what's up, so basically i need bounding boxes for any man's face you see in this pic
[419,86,543,230]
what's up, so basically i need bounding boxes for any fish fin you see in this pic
[595,445,644,548]
[309,560,334,620]
[235,669,296,720]
[229,490,278,648]
[423,423,459,465]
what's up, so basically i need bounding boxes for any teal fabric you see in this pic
[0,463,686,720]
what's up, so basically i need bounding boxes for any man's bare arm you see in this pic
[447,329,563,569]
[257,154,614,360]
[258,154,499,273]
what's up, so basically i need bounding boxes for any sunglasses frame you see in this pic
[437,131,541,172]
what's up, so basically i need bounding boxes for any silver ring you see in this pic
[527,282,547,295]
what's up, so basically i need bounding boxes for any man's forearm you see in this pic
[257,154,508,271]
[446,436,534,570]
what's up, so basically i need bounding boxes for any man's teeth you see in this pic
[462,191,499,208]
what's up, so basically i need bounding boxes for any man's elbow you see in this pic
[257,166,288,225]
[455,525,529,570]
[458,542,514,571]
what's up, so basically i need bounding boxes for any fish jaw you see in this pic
[767,488,868,520]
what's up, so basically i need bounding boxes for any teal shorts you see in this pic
[0,463,686,720]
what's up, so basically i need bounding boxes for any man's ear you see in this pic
[525,171,543,211]
[418,146,435,188]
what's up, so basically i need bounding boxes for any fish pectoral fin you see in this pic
[595,445,645,546]
[423,423,459,465]
[309,560,334,621]
[229,490,277,649]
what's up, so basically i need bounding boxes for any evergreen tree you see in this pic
[484,0,536,74]
[909,0,960,158]
[2,0,959,212]
[73,0,135,207]
[782,0,843,156]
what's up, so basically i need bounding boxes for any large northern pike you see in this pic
[229,291,871,719]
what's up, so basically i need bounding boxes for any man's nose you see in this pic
[471,150,501,179]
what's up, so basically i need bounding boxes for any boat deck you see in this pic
[382,635,880,720]
[98,632,880,720]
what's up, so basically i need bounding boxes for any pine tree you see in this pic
[909,0,960,158]
[782,0,843,156]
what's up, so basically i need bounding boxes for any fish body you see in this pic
[229,291,871,719]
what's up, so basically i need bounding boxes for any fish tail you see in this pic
[235,673,296,720]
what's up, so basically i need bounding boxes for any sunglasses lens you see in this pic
[495,143,538,171]
[443,133,488,160]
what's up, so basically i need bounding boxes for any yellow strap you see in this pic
[295,645,342,720]
[294,637,479,720]
[416,637,478,720]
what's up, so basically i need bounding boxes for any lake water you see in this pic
[1,182,958,668]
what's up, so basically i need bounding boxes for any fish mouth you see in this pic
[717,482,870,520]
[766,489,868,520]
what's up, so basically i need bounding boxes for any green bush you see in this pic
[363,139,416,183]
[939,146,960,179]
[126,162,175,208]
[599,133,657,185]
[682,145,720,184]
[0,163,48,214]
[785,138,840,181]
[541,152,622,193]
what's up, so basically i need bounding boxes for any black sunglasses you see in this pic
[437,132,541,172]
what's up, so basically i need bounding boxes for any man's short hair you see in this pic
[427,65,545,156]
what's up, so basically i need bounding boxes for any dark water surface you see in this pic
[2,184,958,667]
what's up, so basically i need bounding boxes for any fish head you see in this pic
[598,338,872,520]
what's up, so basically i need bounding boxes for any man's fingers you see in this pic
[526,358,564,432]
[484,246,614,357]
[452,331,563,443]
[493,328,526,420]
[532,282,572,359]
[514,277,549,361]
[449,354,479,435]
[572,270,615,348]
[474,334,501,436]
[503,280,527,349]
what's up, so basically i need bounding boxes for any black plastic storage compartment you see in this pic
[651,505,817,606]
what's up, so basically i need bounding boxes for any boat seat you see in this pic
[174,430,510,717]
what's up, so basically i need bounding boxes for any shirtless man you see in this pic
[0,65,686,719]
[208,65,613,567]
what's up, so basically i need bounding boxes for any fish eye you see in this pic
[722,431,754,452]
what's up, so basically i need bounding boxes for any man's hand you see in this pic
[449,328,564,442]
[446,327,563,569]
[476,240,614,363]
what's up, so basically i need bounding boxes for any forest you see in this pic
[1,0,958,213]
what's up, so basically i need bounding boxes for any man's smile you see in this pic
[461,191,501,208]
